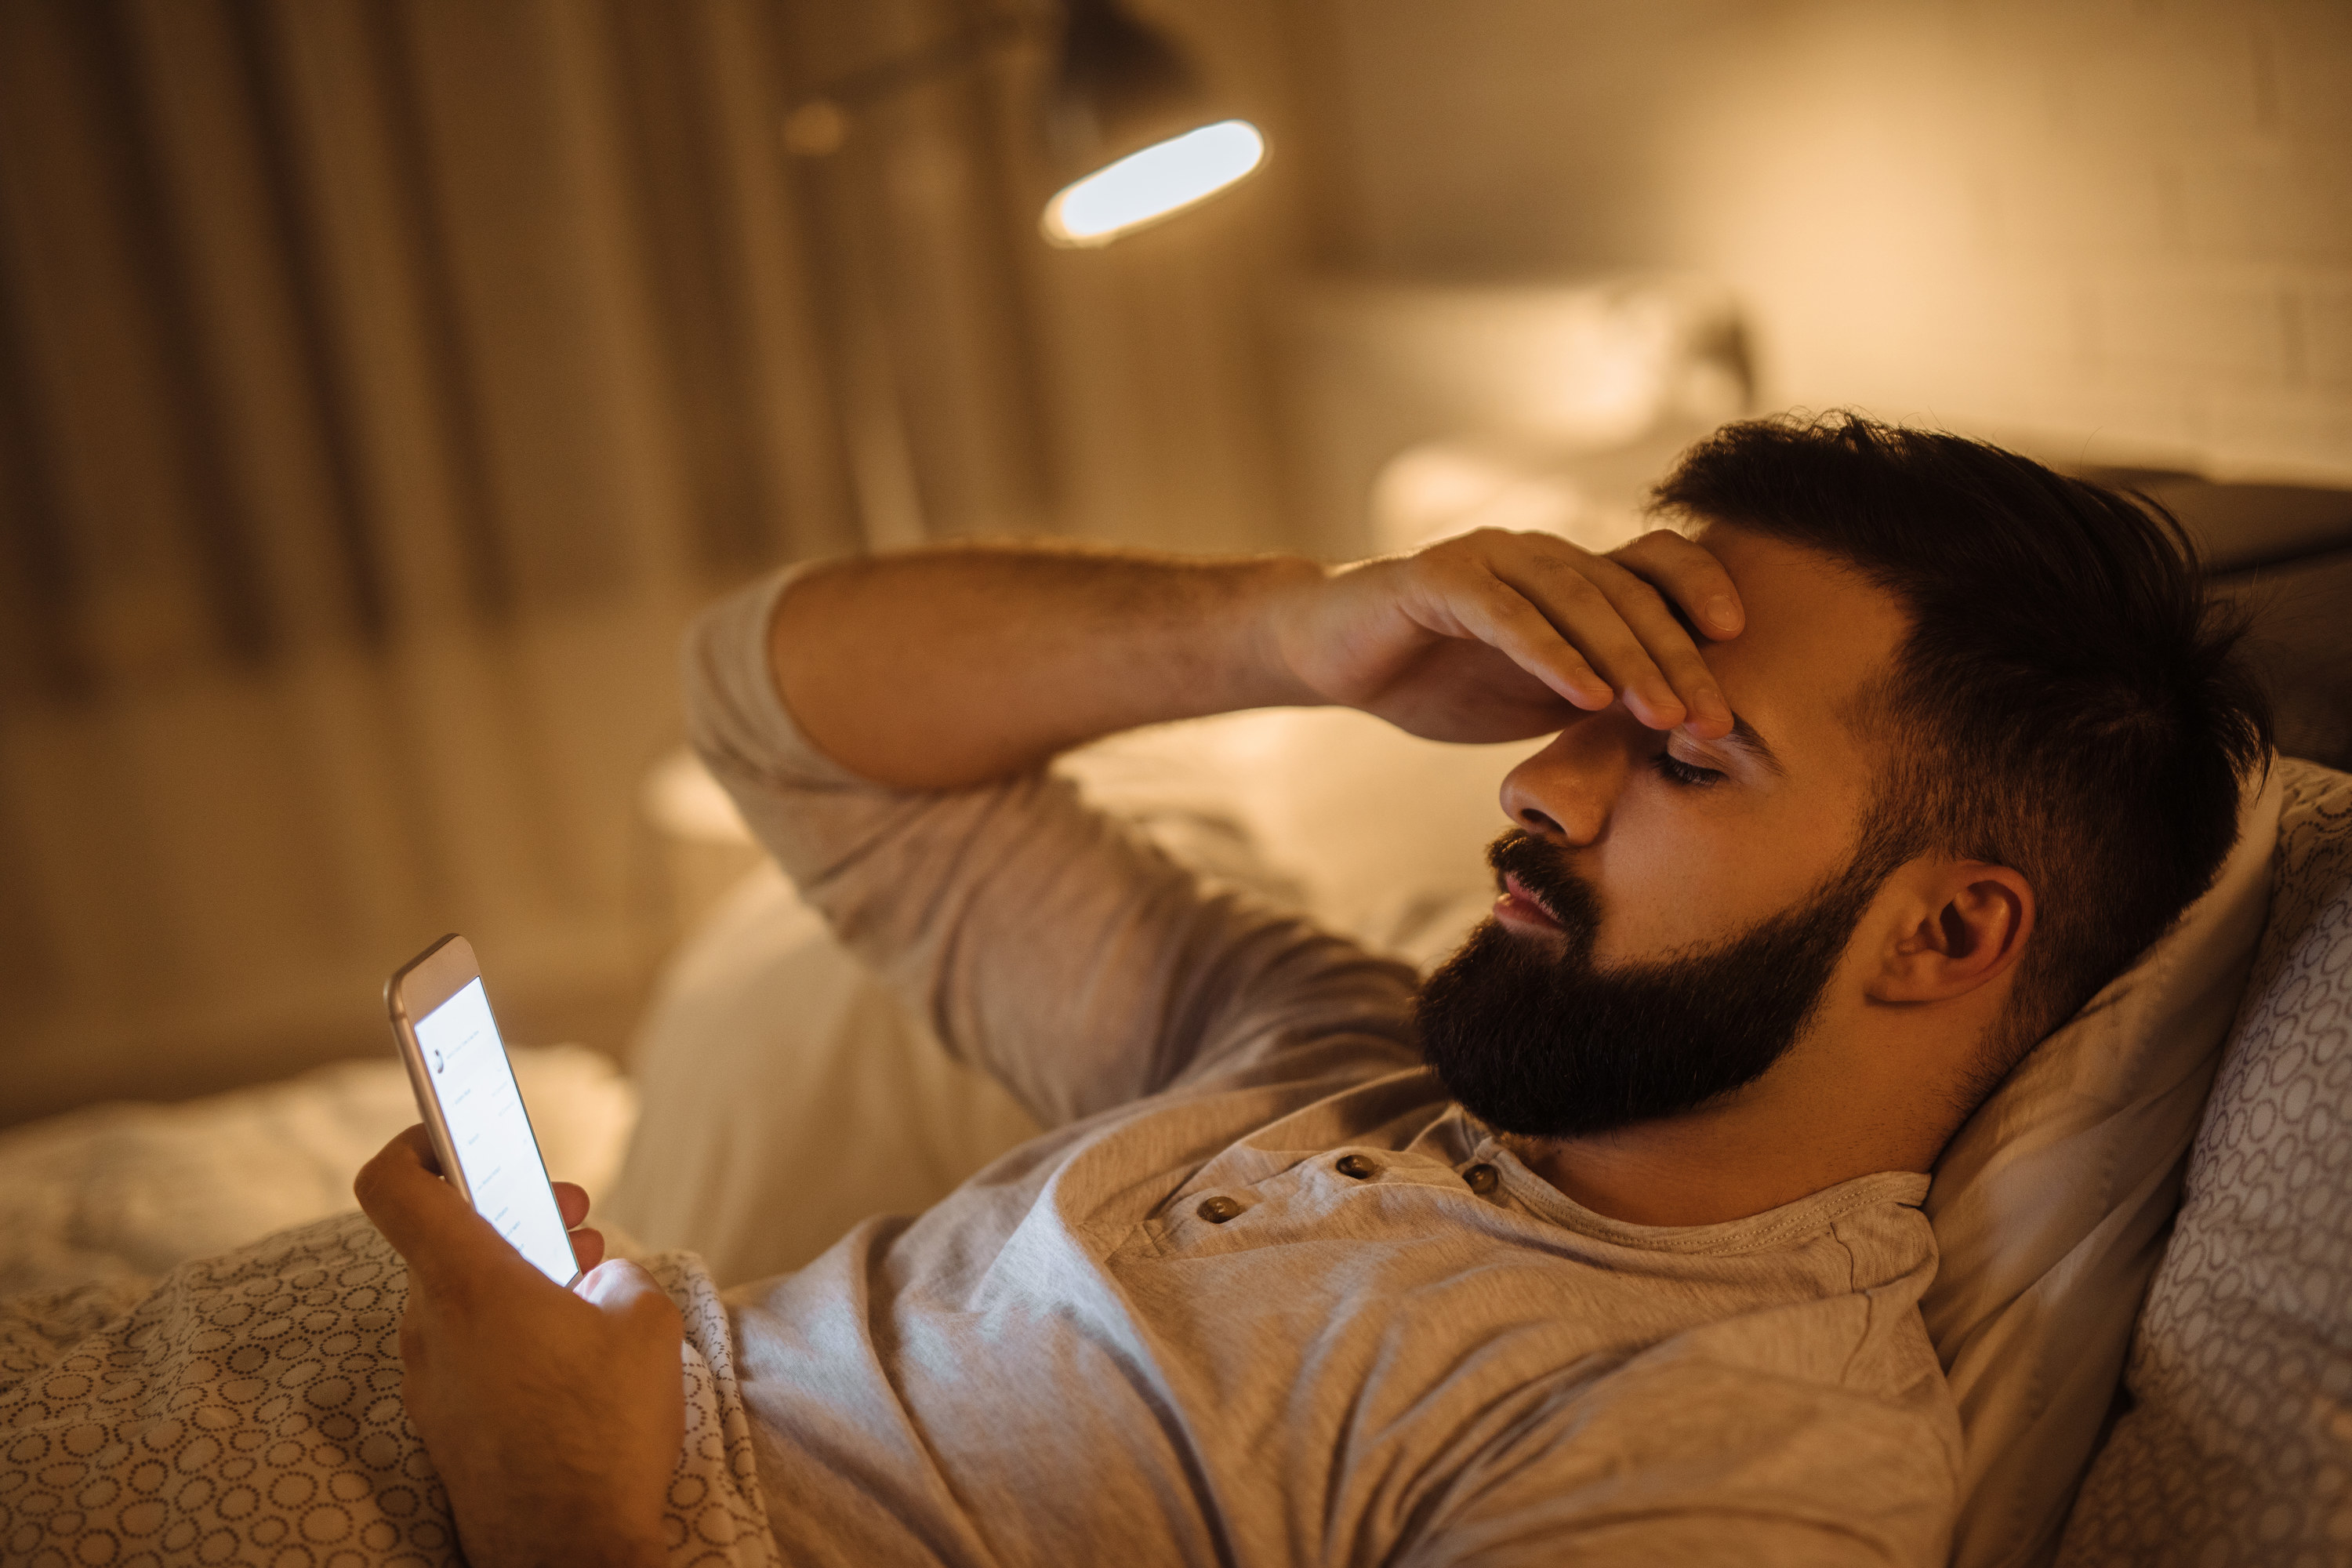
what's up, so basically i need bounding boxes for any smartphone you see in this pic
[385,934,582,1287]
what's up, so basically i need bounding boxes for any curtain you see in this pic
[0,0,1312,1121]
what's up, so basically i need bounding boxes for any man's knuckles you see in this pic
[1413,528,1526,580]
[354,1127,452,1224]
[1613,526,1692,560]
[589,1262,683,1330]
[350,1140,409,1213]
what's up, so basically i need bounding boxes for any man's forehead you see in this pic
[1686,524,1910,751]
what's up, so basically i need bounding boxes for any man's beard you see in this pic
[1414,829,1889,1141]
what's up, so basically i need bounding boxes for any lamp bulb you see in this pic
[1040,119,1265,248]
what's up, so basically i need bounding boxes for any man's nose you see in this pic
[1498,713,1636,846]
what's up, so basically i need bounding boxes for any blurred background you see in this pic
[2,0,2347,1131]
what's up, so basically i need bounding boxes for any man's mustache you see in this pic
[1485,829,1602,946]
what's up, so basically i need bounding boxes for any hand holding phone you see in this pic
[354,1124,680,1568]
[385,934,583,1287]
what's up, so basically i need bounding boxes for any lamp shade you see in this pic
[1039,0,1265,247]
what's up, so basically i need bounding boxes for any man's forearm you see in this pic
[771,543,1329,789]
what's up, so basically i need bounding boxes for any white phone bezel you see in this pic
[384,933,583,1289]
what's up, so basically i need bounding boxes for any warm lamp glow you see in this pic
[1040,119,1265,247]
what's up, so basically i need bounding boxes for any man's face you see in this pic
[1414,524,1914,1138]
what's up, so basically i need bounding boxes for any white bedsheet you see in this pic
[0,1044,637,1298]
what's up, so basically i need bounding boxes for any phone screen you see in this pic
[411,977,579,1286]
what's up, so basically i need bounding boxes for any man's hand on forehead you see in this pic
[768,524,1748,792]
[1269,527,1746,747]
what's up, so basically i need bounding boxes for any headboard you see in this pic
[2075,470,2352,773]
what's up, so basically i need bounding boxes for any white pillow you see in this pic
[1923,764,2282,1568]
[604,864,1044,1287]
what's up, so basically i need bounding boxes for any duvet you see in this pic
[0,1211,775,1567]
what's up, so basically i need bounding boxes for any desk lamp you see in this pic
[782,0,1267,247]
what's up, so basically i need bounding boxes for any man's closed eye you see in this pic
[1650,752,1726,789]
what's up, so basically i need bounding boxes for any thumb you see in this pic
[575,1259,684,1338]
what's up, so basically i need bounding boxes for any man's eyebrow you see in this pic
[1715,713,1787,777]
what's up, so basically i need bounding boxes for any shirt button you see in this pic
[1196,1195,1243,1224]
[1335,1153,1377,1180]
[1463,1163,1500,1195]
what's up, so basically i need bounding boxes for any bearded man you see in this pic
[347,412,2268,1567]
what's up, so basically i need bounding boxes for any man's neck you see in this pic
[1500,1081,1947,1229]
[1501,1127,1847,1228]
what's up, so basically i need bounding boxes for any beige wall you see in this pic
[1302,0,2352,478]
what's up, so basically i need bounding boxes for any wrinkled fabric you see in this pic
[692,568,1963,1567]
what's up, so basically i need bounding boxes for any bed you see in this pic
[5,279,2348,1565]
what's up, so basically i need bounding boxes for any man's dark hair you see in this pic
[1653,411,2273,1092]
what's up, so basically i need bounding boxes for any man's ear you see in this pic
[1867,861,2034,1004]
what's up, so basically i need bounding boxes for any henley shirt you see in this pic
[688,569,1963,1566]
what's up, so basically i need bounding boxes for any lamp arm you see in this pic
[783,7,1054,154]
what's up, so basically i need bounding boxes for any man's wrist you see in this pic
[1226,554,1334,712]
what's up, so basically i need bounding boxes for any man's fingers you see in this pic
[1427,567,1611,711]
[1611,528,1745,640]
[354,1125,517,1291]
[354,1126,463,1260]
[1569,554,1734,735]
[553,1184,602,1269]
[1451,528,1743,736]
[1488,555,1693,729]
[569,1226,607,1272]
[1323,525,1743,742]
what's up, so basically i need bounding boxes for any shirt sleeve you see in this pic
[680,567,1422,1130]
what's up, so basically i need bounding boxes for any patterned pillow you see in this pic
[2058,759,2352,1564]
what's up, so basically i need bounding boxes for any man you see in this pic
[358,413,2270,1566]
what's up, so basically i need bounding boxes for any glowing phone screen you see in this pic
[411,978,578,1285]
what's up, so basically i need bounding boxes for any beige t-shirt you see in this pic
[689,571,1962,1566]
